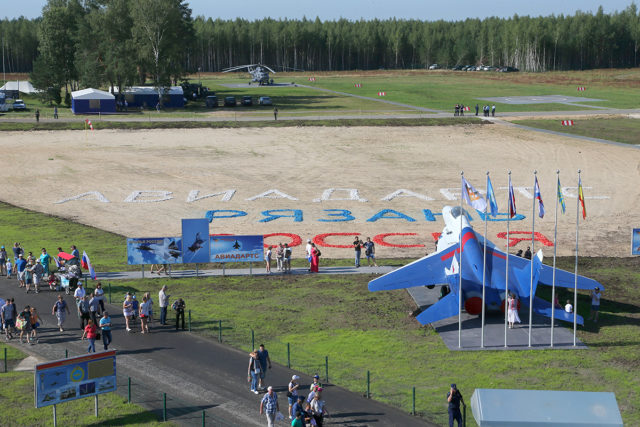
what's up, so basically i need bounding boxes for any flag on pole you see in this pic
[578,177,587,219]
[81,251,96,280]
[85,119,93,130]
[308,77,316,82]
[508,175,517,218]
[561,120,574,126]
[486,176,498,217]
[557,177,566,214]
[534,176,545,218]
[462,176,488,212]
[377,91,387,96]
[354,83,362,88]
[577,86,586,91]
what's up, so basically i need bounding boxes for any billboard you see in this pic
[181,219,211,264]
[127,237,182,265]
[35,351,117,408]
[632,229,640,256]
[210,235,264,263]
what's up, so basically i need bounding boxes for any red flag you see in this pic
[85,119,94,130]
[578,177,587,220]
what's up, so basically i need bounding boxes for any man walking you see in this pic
[159,285,169,325]
[15,253,27,288]
[1,299,15,340]
[363,237,378,267]
[257,344,272,390]
[260,386,280,427]
[174,298,185,330]
[447,383,464,427]
[99,311,112,351]
[353,236,362,268]
[78,295,91,330]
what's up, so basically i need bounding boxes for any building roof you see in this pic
[113,86,184,96]
[71,88,115,100]
[470,389,623,427]
[0,80,39,94]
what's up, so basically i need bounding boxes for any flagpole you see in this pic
[504,171,511,348]
[573,170,581,346]
[481,171,489,348]
[528,171,537,348]
[459,171,464,349]
[551,171,560,347]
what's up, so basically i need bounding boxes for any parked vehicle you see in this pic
[428,64,440,70]
[241,96,253,106]
[224,96,236,107]
[258,96,272,106]
[12,99,26,110]
[205,95,218,108]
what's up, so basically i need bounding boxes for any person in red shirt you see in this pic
[81,319,98,353]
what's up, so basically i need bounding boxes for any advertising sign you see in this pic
[210,235,264,263]
[126,237,182,265]
[181,219,211,264]
[632,229,640,256]
[35,351,117,408]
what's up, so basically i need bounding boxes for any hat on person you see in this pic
[267,386,273,391]
[451,383,457,389]
[18,253,23,257]
[307,239,311,243]
[292,375,300,380]
[1,246,4,249]
[313,374,320,379]
[297,395,304,400]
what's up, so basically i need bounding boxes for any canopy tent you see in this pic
[113,86,185,109]
[0,81,39,98]
[471,389,623,427]
[71,88,116,114]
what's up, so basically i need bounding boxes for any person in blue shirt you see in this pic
[40,248,51,276]
[15,253,27,287]
[99,311,112,350]
[447,383,464,427]
[290,396,310,426]
[257,344,271,390]
[70,245,80,259]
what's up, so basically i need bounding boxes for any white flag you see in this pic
[462,176,488,212]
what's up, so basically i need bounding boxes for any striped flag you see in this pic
[308,77,316,82]
[578,177,587,219]
[377,91,386,96]
[534,176,545,218]
[354,83,362,88]
[463,106,470,111]
[557,177,566,214]
[561,120,574,126]
[508,174,517,218]
[577,86,586,91]
[85,119,93,130]
[81,251,96,280]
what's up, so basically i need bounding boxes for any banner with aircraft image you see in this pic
[210,235,264,263]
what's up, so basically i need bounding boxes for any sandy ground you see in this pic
[1,124,638,258]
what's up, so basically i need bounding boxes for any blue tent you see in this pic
[71,88,116,114]
[115,86,184,109]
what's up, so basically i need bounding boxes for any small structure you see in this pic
[470,388,623,426]
[114,86,184,109]
[71,88,116,114]
[0,80,39,98]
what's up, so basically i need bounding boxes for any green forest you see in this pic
[2,1,640,94]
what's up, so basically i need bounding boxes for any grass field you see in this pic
[512,116,640,145]
[106,256,640,426]
[3,69,640,122]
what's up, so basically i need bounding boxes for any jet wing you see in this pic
[415,291,460,325]
[368,244,459,292]
[532,296,584,325]
[538,265,603,291]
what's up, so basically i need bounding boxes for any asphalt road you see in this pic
[0,275,436,426]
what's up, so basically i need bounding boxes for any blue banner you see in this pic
[181,219,211,264]
[633,229,640,256]
[210,235,264,263]
[127,237,182,265]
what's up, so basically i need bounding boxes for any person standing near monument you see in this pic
[447,383,464,427]
[590,287,601,322]
[353,237,362,268]
[159,285,169,325]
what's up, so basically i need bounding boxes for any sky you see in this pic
[4,0,636,21]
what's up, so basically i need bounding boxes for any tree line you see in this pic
[1,1,640,100]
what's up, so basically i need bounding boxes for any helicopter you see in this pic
[222,64,276,85]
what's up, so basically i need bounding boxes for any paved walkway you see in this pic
[0,275,435,426]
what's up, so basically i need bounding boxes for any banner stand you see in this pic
[196,263,199,277]
[249,262,252,276]
[222,263,225,276]
[141,265,144,279]
[53,404,57,427]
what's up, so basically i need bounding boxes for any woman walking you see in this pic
[81,319,98,353]
[143,292,154,327]
[310,244,320,273]
[17,306,31,344]
[507,292,521,328]
[52,295,70,332]
[265,246,272,273]
[139,295,150,334]
[29,307,40,343]
[94,282,105,314]
[123,293,134,332]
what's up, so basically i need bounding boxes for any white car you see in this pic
[258,96,272,106]
[12,99,26,110]
[428,64,440,70]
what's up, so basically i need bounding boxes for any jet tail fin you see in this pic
[415,292,460,325]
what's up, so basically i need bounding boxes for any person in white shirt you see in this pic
[589,287,601,322]
[74,283,86,302]
[565,300,573,313]
[159,285,169,325]
[305,239,313,271]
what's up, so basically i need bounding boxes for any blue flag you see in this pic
[557,177,566,214]
[508,175,516,218]
[534,177,545,218]
[486,176,498,217]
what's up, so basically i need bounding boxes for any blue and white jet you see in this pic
[368,206,602,325]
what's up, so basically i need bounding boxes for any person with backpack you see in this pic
[17,305,32,344]
[77,295,91,330]
[172,298,185,330]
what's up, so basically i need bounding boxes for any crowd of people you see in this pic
[454,103,496,117]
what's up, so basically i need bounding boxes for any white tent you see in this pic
[71,88,114,100]
[0,80,39,94]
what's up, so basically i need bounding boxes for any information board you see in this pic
[35,351,117,408]
[632,229,640,256]
[181,219,211,263]
[126,237,182,265]
[210,235,264,263]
